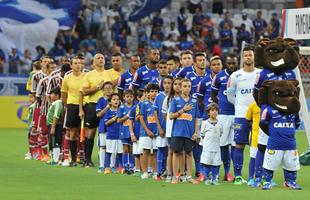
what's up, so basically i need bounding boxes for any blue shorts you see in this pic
[121,138,133,145]
[233,117,250,144]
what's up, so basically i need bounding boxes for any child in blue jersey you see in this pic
[260,106,301,190]
[211,54,238,182]
[96,82,114,173]
[170,78,200,184]
[162,77,182,182]
[117,89,135,174]
[103,93,122,174]
[200,103,222,185]
[139,83,160,179]
[129,90,144,176]
[157,60,169,91]
[154,75,173,180]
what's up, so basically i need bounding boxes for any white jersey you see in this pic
[162,96,173,138]
[200,119,221,152]
[227,68,261,118]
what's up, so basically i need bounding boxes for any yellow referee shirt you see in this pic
[61,73,85,105]
[245,101,260,148]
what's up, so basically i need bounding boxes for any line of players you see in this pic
[25,47,301,189]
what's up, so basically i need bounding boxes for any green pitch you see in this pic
[1,129,310,200]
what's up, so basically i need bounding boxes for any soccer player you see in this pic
[166,56,180,75]
[200,103,222,185]
[139,83,160,179]
[227,46,261,184]
[162,77,182,182]
[61,57,85,167]
[245,101,260,186]
[117,89,135,174]
[154,75,173,180]
[211,53,238,181]
[46,87,63,165]
[170,78,199,184]
[186,52,209,179]
[103,93,123,174]
[96,82,114,173]
[174,50,194,78]
[131,49,160,91]
[26,61,41,92]
[82,53,110,167]
[157,59,169,91]
[129,90,144,176]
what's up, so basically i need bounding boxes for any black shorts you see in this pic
[66,104,81,128]
[48,124,63,148]
[84,103,99,128]
[171,137,194,153]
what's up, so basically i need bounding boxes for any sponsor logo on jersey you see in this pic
[273,122,294,128]
[178,113,193,121]
[240,88,253,94]
[147,115,156,123]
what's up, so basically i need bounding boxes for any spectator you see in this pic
[237,23,251,51]
[219,11,233,30]
[152,11,164,27]
[75,15,87,40]
[163,34,177,50]
[35,46,45,61]
[137,20,148,46]
[48,42,66,58]
[179,34,193,50]
[253,10,267,42]
[268,13,280,40]
[192,7,204,26]
[201,14,215,37]
[116,28,128,53]
[20,49,32,74]
[165,22,180,41]
[238,12,253,34]
[81,33,97,55]
[0,48,5,74]
[8,48,20,74]
[205,29,217,51]
[187,0,202,14]
[219,22,233,54]
[91,5,103,37]
[212,0,223,15]
[107,3,120,29]
[149,34,162,49]
[178,7,188,35]
[151,25,164,41]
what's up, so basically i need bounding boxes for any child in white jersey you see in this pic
[200,103,222,185]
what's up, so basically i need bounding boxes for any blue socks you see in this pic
[193,145,202,174]
[284,170,297,183]
[221,145,231,176]
[249,157,255,179]
[233,147,244,176]
[255,149,264,179]
[204,165,211,179]
[129,154,135,170]
[157,147,164,175]
[115,153,122,168]
[211,166,220,181]
[104,152,111,168]
[122,153,129,169]
[263,168,273,182]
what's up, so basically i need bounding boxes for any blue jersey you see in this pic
[254,69,296,92]
[117,104,132,139]
[211,69,235,115]
[219,29,233,47]
[117,70,133,92]
[132,65,159,90]
[104,108,120,140]
[260,105,300,150]
[129,104,141,139]
[185,71,208,96]
[171,68,181,78]
[170,96,199,138]
[197,73,213,119]
[139,100,157,137]
[96,97,108,133]
[253,19,267,32]
[176,66,194,78]
[154,92,167,132]
[157,77,165,91]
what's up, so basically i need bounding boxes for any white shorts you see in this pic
[98,133,107,147]
[218,115,234,146]
[139,136,157,151]
[106,139,123,154]
[263,149,300,171]
[258,128,268,145]
[133,141,142,155]
[200,151,222,166]
[156,136,168,148]
[250,146,258,158]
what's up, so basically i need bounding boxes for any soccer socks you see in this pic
[40,134,49,156]
[157,147,164,175]
[85,138,95,162]
[63,136,70,161]
[116,153,122,168]
[162,147,168,173]
[52,147,60,162]
[233,147,244,177]
[29,131,38,157]
[104,152,112,168]
[99,147,106,168]
[263,168,274,182]
[248,157,255,179]
[211,166,220,181]
[122,153,129,169]
[231,146,235,165]
[193,145,202,175]
[221,145,231,176]
[204,165,211,179]
[284,170,297,183]
[129,154,135,170]
[69,140,77,162]
[255,148,264,179]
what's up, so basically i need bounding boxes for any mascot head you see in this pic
[255,38,300,74]
[258,80,300,115]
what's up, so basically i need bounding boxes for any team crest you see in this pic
[267,149,275,155]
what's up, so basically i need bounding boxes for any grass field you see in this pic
[0,129,310,200]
